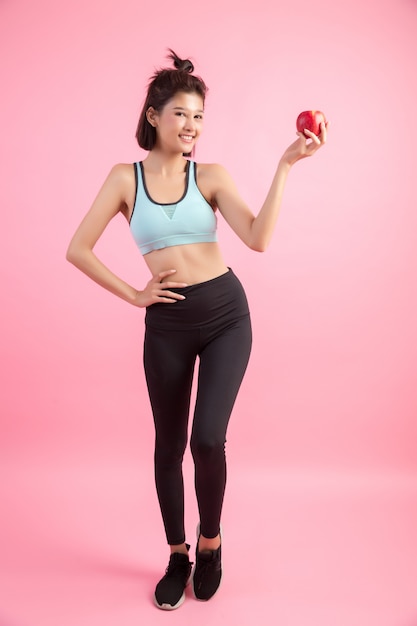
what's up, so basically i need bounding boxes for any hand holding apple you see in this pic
[279,111,328,166]
[296,110,327,138]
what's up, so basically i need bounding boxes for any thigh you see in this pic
[144,325,198,439]
[192,315,252,443]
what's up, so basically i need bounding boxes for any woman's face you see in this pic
[148,91,204,154]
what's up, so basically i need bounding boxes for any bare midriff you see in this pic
[143,242,229,285]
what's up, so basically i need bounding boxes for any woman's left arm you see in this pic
[212,122,328,251]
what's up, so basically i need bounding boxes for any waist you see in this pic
[144,241,228,285]
[145,268,250,329]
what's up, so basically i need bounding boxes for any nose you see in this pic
[184,115,195,131]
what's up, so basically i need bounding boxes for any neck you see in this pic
[143,149,189,176]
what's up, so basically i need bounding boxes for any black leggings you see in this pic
[143,269,252,545]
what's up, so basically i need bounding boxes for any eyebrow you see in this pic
[172,106,204,113]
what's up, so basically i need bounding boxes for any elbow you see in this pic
[250,243,267,253]
[248,238,269,253]
[66,240,86,266]
[66,242,77,265]
[248,227,270,252]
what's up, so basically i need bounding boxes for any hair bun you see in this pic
[167,48,194,73]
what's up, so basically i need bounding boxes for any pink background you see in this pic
[1,0,417,625]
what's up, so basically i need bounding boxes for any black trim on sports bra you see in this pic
[129,163,139,225]
[193,161,215,211]
[139,160,191,207]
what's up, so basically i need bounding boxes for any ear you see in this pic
[146,107,158,127]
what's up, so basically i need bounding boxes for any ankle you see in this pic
[170,543,189,556]
[198,533,221,552]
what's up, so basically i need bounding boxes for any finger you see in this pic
[319,121,327,143]
[157,290,186,300]
[296,131,308,144]
[160,281,188,289]
[156,269,177,282]
[157,297,180,303]
[303,129,320,145]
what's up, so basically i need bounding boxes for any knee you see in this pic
[155,435,187,468]
[190,434,225,465]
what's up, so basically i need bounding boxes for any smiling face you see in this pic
[146,91,204,155]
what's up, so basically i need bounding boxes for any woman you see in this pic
[66,50,328,610]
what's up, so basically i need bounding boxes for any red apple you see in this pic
[296,110,326,137]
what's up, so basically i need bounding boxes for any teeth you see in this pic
[180,135,194,141]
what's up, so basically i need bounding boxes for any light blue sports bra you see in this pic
[129,160,218,255]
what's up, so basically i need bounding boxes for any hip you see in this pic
[145,268,250,330]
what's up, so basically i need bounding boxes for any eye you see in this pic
[175,112,186,117]
[195,114,203,120]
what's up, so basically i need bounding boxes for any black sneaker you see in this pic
[192,527,222,601]
[154,545,193,610]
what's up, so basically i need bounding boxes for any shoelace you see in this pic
[195,551,219,588]
[165,557,192,578]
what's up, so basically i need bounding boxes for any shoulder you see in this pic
[193,162,239,210]
[103,163,137,202]
[195,162,227,177]
[107,162,136,185]
[93,163,137,216]
[194,162,232,190]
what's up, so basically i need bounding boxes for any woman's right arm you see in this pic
[66,164,187,306]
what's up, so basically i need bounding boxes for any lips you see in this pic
[179,134,195,143]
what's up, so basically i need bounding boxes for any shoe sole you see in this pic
[154,573,192,611]
[154,593,185,611]
[191,523,223,601]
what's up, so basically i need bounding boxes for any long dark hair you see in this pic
[135,49,208,151]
